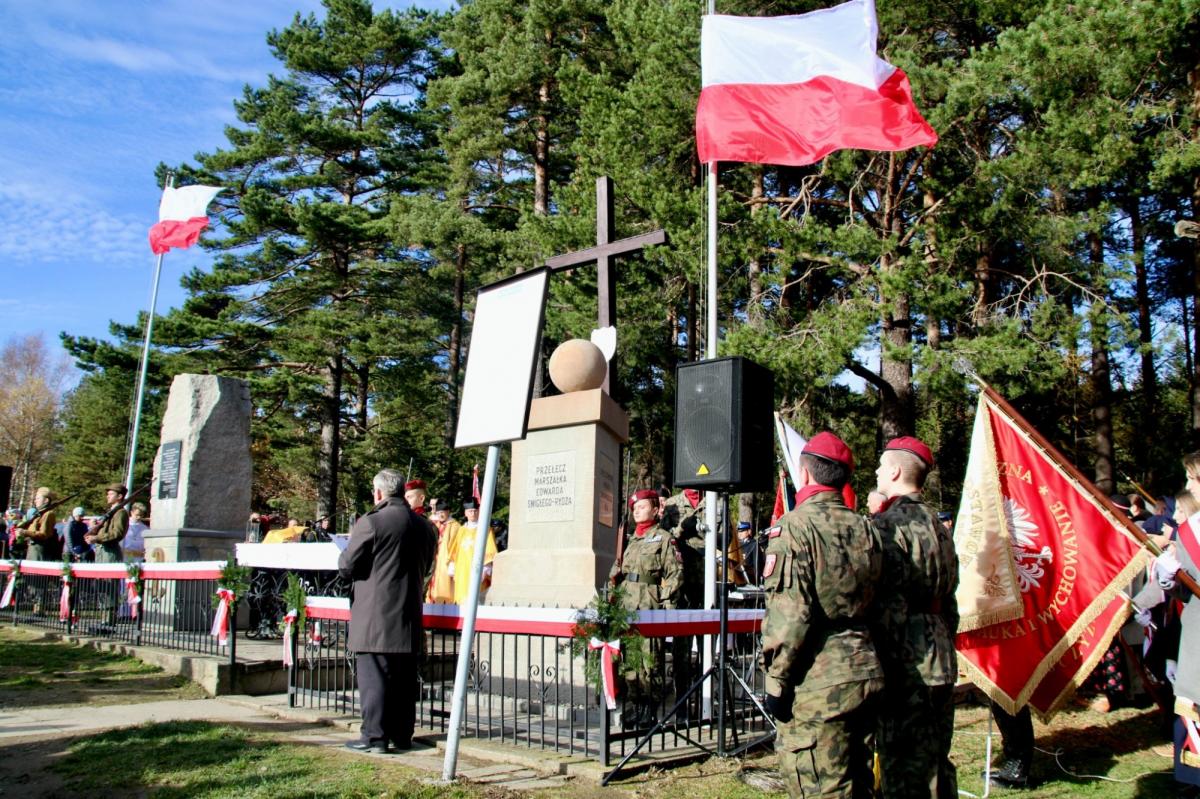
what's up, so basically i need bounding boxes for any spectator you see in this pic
[66,507,92,562]
[124,502,148,562]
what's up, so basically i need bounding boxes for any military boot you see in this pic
[984,758,1030,789]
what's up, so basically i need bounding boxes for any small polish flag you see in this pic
[148,184,223,254]
[696,0,937,166]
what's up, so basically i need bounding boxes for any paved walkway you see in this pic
[0,694,582,791]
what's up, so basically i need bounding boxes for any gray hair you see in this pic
[373,469,405,498]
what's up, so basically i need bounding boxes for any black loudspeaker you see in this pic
[0,465,10,511]
[673,357,774,492]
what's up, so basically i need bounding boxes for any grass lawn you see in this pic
[0,626,1181,796]
[0,625,206,707]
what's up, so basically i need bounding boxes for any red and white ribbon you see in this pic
[125,578,141,619]
[59,576,72,621]
[211,587,235,646]
[1,572,15,609]
[282,609,298,666]
[588,637,622,710]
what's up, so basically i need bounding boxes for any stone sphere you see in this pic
[548,339,607,393]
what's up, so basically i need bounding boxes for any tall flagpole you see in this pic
[702,0,720,716]
[124,175,173,493]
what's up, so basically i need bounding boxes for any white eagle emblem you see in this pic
[1004,497,1053,592]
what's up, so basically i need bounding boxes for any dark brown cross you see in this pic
[544,176,668,394]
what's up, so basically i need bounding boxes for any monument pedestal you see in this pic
[488,389,628,608]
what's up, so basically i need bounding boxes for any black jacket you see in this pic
[338,496,436,653]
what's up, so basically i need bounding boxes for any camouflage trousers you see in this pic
[878,682,957,799]
[777,677,883,799]
[621,635,660,705]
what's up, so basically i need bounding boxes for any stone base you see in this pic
[488,547,611,609]
[486,390,627,609]
[144,528,244,564]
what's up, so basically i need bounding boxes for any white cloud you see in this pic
[0,181,148,267]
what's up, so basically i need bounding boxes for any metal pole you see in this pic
[702,158,720,715]
[124,174,174,493]
[442,443,501,782]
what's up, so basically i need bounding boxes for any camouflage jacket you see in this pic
[661,492,724,608]
[761,490,883,696]
[609,523,683,611]
[871,493,959,687]
[91,506,129,544]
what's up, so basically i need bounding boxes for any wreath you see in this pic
[569,586,652,700]
[60,554,73,583]
[282,572,307,630]
[216,557,251,606]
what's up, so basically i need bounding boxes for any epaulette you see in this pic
[766,525,783,539]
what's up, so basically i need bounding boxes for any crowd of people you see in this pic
[2,483,141,564]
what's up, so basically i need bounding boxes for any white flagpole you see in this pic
[124,175,173,493]
[701,0,719,721]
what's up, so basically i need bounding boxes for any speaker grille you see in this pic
[673,357,773,491]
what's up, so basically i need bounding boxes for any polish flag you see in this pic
[148,184,223,254]
[696,0,938,166]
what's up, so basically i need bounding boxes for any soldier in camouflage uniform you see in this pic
[870,437,959,799]
[661,488,711,698]
[761,432,883,799]
[610,489,683,727]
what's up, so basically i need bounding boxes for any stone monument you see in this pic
[487,339,628,608]
[144,374,253,563]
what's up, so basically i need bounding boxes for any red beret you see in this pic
[885,436,934,468]
[405,479,426,491]
[628,489,659,507]
[802,431,854,469]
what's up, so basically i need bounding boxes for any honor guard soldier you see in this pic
[761,432,883,799]
[871,436,959,798]
[609,488,683,727]
[19,487,61,561]
[85,483,130,563]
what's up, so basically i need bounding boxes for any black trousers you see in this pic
[991,702,1033,768]
[356,652,418,746]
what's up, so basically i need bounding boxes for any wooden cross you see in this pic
[544,176,668,394]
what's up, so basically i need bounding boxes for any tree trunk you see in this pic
[1129,198,1157,479]
[686,281,698,363]
[1089,225,1115,495]
[318,354,343,519]
[445,243,466,449]
[1191,60,1200,446]
[747,167,764,326]
[533,75,551,217]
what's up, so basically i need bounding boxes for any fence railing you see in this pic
[1,559,234,662]
[289,598,768,765]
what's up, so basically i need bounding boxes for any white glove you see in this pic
[1156,550,1182,589]
[483,564,493,579]
[1167,659,1178,685]
[1134,608,1153,627]
[447,562,455,577]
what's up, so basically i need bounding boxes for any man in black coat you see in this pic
[338,468,437,754]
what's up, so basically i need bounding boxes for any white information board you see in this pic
[454,268,549,448]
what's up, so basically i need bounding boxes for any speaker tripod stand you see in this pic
[601,493,776,786]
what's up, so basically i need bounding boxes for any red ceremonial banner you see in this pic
[955,391,1148,719]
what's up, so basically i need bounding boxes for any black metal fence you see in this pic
[289,599,770,766]
[2,561,234,662]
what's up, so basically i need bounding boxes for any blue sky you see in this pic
[0,0,454,371]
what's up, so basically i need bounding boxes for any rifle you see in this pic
[87,478,154,534]
[14,486,89,533]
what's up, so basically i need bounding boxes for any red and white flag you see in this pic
[148,184,223,254]
[696,0,938,166]
[954,389,1148,719]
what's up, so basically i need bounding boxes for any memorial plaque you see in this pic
[597,451,616,528]
[158,440,183,499]
[526,450,576,523]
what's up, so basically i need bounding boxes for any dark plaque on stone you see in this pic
[158,440,183,499]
